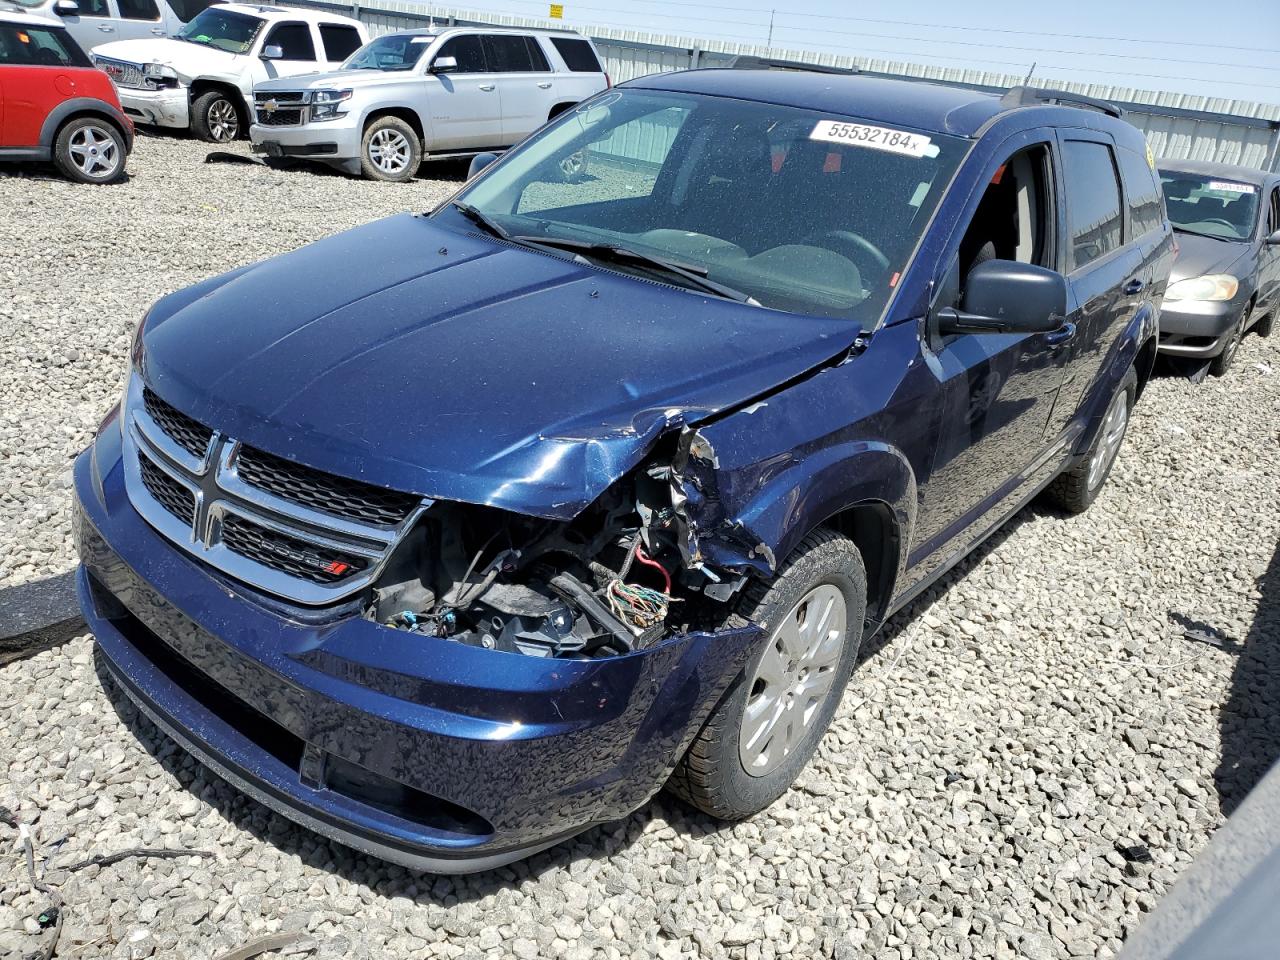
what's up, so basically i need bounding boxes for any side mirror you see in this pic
[468,152,498,179]
[261,44,283,60]
[54,0,79,14]
[936,260,1068,336]
[1266,229,1280,246]
[430,55,458,73]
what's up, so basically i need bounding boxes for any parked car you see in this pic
[90,3,366,142]
[1157,159,1279,376]
[249,27,609,182]
[0,9,133,182]
[12,0,220,54]
[74,75,1171,872]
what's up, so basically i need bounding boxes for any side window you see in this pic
[1062,140,1123,269]
[435,34,485,72]
[524,36,550,72]
[1117,147,1163,239]
[0,24,88,66]
[955,144,1056,288]
[482,34,536,73]
[264,22,316,61]
[549,36,602,72]
[1267,187,1280,236]
[319,24,362,62]
[79,0,111,16]
[117,0,160,21]
[167,0,217,22]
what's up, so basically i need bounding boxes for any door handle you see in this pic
[537,81,552,89]
[1123,278,1145,295]
[1045,321,1076,347]
[151,27,165,34]
[97,24,114,31]
[479,83,496,91]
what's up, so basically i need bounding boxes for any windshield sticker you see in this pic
[809,120,934,158]
[1209,180,1255,194]
[410,36,433,43]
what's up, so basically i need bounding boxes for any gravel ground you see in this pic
[2,132,1280,960]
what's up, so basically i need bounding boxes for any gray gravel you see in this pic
[3,132,1280,959]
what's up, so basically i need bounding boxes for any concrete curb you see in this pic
[0,570,86,666]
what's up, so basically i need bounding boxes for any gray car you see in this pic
[1157,159,1280,376]
[250,27,609,181]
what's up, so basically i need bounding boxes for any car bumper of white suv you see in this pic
[118,86,190,130]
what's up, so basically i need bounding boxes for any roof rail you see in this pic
[1000,86,1124,119]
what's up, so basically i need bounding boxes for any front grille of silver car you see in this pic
[121,375,428,605]
[95,57,148,90]
[254,92,307,126]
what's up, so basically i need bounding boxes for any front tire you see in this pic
[1042,366,1137,514]
[1209,304,1250,378]
[360,117,421,182]
[191,91,243,143]
[53,117,126,184]
[666,529,866,820]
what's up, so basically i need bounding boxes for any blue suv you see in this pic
[74,73,1172,872]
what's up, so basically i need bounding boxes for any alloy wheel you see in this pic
[1087,387,1130,491]
[67,124,121,180]
[739,583,847,777]
[369,129,412,175]
[207,99,240,142]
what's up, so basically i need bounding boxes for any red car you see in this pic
[0,10,133,183]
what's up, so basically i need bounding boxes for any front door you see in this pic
[0,23,84,147]
[257,21,328,85]
[1258,185,1280,315]
[425,34,501,150]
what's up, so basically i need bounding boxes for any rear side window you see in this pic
[549,36,602,72]
[524,35,550,71]
[319,24,362,61]
[1117,147,1164,239]
[482,34,541,72]
[168,0,217,21]
[0,23,91,67]
[1062,140,1123,269]
[78,0,110,15]
[435,34,485,72]
[117,0,160,21]
[265,22,316,61]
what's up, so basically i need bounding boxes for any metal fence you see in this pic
[283,0,1280,171]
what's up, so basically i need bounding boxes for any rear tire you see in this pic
[1042,366,1137,514]
[665,529,866,820]
[360,117,421,182]
[53,117,126,184]
[191,90,243,143]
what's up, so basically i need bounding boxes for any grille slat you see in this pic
[138,454,196,526]
[143,389,213,460]
[255,108,304,127]
[97,57,146,89]
[220,515,366,585]
[236,446,419,527]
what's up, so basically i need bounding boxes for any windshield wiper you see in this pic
[1171,225,1237,242]
[451,201,514,241]
[508,236,756,303]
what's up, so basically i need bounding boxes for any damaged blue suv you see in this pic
[74,73,1172,872]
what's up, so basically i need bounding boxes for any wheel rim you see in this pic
[559,151,584,177]
[1087,387,1130,491]
[1220,314,1246,369]
[739,583,847,778]
[369,129,412,175]
[68,124,120,179]
[207,99,239,142]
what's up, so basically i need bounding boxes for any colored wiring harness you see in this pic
[607,543,677,629]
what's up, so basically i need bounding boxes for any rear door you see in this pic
[481,33,552,144]
[58,0,120,51]
[425,33,500,150]
[113,0,166,41]
[1045,133,1142,436]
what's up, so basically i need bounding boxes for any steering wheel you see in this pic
[805,229,891,280]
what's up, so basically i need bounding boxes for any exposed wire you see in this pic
[633,545,673,595]
[606,578,676,629]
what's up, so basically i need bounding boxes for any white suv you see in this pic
[12,0,219,54]
[91,3,366,142]
[250,27,609,181]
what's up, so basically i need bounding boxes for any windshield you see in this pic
[1158,171,1260,241]
[343,32,434,71]
[176,8,264,54]
[443,89,969,322]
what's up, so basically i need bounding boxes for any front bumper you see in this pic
[74,413,761,872]
[117,86,189,130]
[249,121,361,160]
[1158,298,1245,358]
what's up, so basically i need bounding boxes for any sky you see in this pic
[419,0,1280,105]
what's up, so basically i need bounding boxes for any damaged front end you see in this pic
[369,430,758,658]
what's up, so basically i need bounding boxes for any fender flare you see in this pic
[39,99,134,153]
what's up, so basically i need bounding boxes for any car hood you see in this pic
[93,37,239,76]
[140,214,857,520]
[1170,231,1252,284]
[255,69,405,92]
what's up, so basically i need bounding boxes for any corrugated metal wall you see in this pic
[283,0,1280,171]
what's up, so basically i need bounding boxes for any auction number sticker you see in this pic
[1209,180,1255,194]
[810,120,935,158]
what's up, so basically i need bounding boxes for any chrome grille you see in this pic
[237,445,419,526]
[96,57,147,90]
[121,376,427,605]
[254,92,307,126]
[255,108,304,127]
